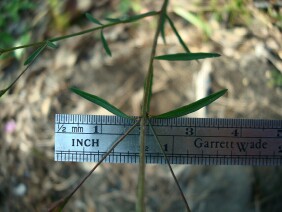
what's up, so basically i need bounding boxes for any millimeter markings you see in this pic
[55,114,282,166]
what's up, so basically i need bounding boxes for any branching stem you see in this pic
[1,11,159,54]
[137,1,168,211]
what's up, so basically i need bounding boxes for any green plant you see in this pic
[172,0,253,39]
[211,0,252,26]
[118,0,142,14]
[0,0,35,59]
[0,1,227,211]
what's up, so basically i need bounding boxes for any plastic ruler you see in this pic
[54,114,282,166]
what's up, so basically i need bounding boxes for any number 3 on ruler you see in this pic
[277,130,282,137]
[185,127,194,136]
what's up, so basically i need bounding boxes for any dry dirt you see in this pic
[0,1,282,211]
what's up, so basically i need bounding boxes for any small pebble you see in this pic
[13,183,27,196]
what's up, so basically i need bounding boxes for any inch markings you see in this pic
[54,114,282,166]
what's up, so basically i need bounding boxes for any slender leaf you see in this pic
[166,14,190,53]
[160,0,169,43]
[85,13,102,25]
[124,11,158,22]
[105,11,158,23]
[70,87,133,119]
[154,52,220,61]
[1,58,35,99]
[100,30,112,56]
[152,89,227,119]
[160,16,166,44]
[46,40,57,49]
[24,43,47,65]
[104,17,121,23]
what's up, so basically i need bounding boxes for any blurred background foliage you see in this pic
[1,0,281,57]
[1,0,281,87]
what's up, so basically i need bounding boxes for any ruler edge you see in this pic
[54,114,282,165]
[55,114,282,128]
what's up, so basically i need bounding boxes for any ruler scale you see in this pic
[55,114,282,166]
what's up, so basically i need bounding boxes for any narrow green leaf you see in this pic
[104,17,121,23]
[123,11,158,22]
[105,11,158,23]
[166,14,190,53]
[152,89,227,119]
[70,87,133,119]
[160,16,166,44]
[159,0,169,43]
[154,52,220,61]
[24,43,47,65]
[85,13,102,25]
[46,40,57,49]
[100,30,112,56]
[1,60,34,99]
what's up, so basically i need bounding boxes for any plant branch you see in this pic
[1,11,159,54]
[0,47,40,97]
[48,119,140,211]
[137,1,169,211]
[149,121,191,212]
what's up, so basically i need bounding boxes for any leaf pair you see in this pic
[85,13,111,57]
[70,87,227,120]
[24,40,57,65]
[0,41,57,99]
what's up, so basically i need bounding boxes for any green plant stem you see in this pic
[0,48,39,97]
[136,1,168,211]
[1,11,159,54]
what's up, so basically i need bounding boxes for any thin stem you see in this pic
[0,11,159,100]
[137,1,168,212]
[48,119,140,211]
[149,121,191,212]
[0,45,41,97]
[1,11,159,54]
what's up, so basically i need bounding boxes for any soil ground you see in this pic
[0,1,282,211]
